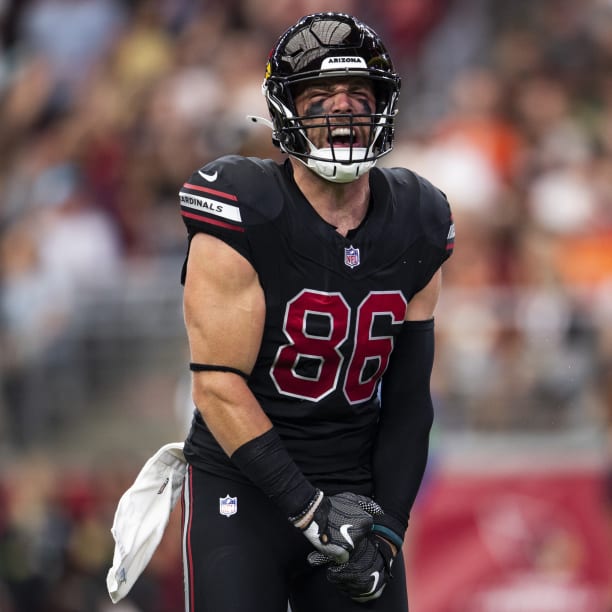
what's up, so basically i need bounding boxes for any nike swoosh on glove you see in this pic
[308,534,395,601]
[292,491,383,564]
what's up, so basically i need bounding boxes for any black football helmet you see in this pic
[261,13,401,183]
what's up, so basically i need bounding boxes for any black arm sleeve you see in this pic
[371,319,435,546]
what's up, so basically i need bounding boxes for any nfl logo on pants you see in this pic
[219,495,238,517]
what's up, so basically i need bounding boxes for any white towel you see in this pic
[106,442,187,603]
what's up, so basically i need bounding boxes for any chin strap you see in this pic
[305,152,376,183]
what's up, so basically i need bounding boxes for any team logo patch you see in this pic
[344,245,360,268]
[219,494,238,518]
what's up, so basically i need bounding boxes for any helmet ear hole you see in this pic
[268,81,283,98]
[279,130,295,150]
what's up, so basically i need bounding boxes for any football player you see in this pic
[179,12,454,612]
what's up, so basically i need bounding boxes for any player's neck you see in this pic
[291,161,371,237]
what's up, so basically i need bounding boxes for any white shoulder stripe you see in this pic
[179,191,242,223]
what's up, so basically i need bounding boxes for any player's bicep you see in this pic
[183,233,265,374]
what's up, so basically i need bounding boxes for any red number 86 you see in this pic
[271,289,407,404]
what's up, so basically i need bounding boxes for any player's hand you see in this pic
[308,534,395,602]
[292,491,383,564]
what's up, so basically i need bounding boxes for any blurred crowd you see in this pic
[0,0,611,610]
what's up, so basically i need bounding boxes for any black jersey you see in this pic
[179,156,453,494]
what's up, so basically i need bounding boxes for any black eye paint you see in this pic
[304,100,326,117]
[304,98,373,117]
[361,101,373,115]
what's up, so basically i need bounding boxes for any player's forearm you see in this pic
[371,402,432,545]
[192,371,318,518]
[192,373,273,456]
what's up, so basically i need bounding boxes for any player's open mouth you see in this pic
[328,127,360,147]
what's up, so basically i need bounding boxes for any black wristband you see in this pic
[372,523,403,549]
[231,429,317,519]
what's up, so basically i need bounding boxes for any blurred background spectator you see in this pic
[0,0,611,610]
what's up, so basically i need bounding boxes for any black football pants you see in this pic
[182,465,409,612]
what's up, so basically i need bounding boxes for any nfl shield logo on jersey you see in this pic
[344,245,360,268]
[219,494,238,517]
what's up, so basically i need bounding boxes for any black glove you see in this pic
[308,534,395,602]
[291,490,383,564]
